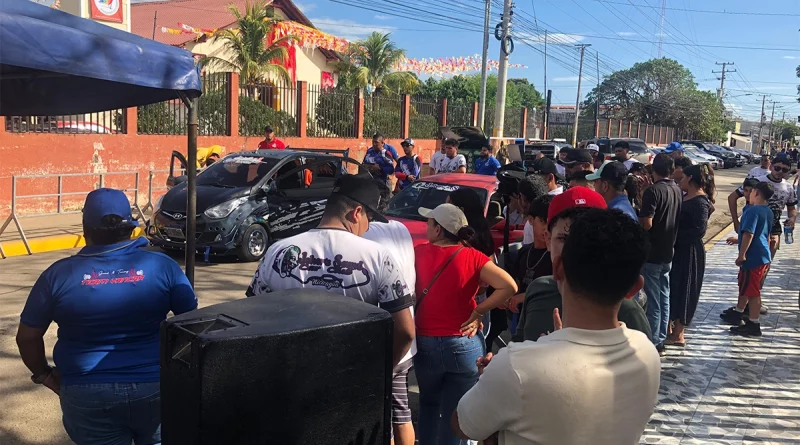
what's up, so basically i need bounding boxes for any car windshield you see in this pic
[386,181,489,221]
[611,140,648,153]
[197,156,279,188]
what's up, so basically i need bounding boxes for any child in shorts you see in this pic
[720,181,775,336]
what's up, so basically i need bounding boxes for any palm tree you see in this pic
[204,0,296,85]
[340,32,418,95]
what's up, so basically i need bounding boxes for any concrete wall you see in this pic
[0,131,439,215]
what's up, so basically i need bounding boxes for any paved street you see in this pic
[1,165,793,445]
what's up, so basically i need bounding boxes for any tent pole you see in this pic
[185,97,198,286]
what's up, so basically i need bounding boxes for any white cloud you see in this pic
[553,76,580,82]
[783,56,797,60]
[617,32,637,37]
[515,32,585,45]
[311,17,396,40]
[375,15,392,20]
[295,2,316,13]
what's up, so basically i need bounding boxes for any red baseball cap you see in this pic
[547,186,608,224]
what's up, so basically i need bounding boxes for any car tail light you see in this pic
[648,154,653,163]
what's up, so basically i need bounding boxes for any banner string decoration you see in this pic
[393,54,526,76]
[273,21,351,53]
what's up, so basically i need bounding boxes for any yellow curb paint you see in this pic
[1,227,145,258]
[704,222,735,252]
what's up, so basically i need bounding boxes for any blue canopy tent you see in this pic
[0,0,203,283]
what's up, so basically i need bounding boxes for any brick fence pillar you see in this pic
[296,81,308,138]
[471,102,479,127]
[227,72,239,137]
[401,94,411,139]
[354,88,364,139]
[439,98,448,127]
[618,120,623,137]
[124,107,137,135]
[520,108,528,138]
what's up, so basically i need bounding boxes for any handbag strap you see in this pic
[415,247,464,311]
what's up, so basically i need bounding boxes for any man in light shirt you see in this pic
[614,140,642,171]
[452,208,660,445]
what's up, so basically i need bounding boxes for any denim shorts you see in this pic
[60,382,161,445]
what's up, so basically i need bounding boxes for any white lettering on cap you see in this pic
[575,199,586,205]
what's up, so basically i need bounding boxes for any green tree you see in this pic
[773,120,800,142]
[204,0,295,85]
[336,32,418,94]
[416,74,543,109]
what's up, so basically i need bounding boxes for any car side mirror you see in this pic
[172,175,188,186]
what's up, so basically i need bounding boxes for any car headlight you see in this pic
[204,197,248,219]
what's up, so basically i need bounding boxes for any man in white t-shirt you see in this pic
[363,220,417,445]
[515,175,550,245]
[614,140,642,171]
[453,208,660,445]
[430,145,446,175]
[435,138,467,174]
[246,175,415,367]
[747,156,771,179]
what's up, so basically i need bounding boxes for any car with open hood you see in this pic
[146,149,367,261]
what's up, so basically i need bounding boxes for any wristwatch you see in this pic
[31,366,53,384]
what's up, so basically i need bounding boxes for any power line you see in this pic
[588,0,800,17]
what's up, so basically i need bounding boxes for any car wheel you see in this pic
[238,224,269,262]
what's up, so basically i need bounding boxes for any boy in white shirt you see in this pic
[453,208,660,445]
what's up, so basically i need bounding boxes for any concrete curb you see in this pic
[0,227,145,258]
[704,222,735,252]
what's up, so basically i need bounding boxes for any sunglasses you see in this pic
[773,166,790,173]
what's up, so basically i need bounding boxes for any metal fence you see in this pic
[198,73,230,136]
[5,110,126,134]
[238,80,297,137]
[0,172,145,258]
[409,95,439,139]
[364,93,403,139]
[503,107,523,138]
[446,101,473,127]
[307,84,356,138]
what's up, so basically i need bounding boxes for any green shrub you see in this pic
[238,95,297,137]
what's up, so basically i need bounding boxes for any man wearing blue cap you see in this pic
[16,188,197,445]
[664,141,685,160]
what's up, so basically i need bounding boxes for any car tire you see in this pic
[238,224,269,262]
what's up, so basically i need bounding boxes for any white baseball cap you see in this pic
[418,203,468,235]
[586,143,600,152]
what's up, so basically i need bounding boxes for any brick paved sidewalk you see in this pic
[642,228,800,444]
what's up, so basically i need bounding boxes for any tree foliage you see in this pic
[584,58,731,141]
[416,74,543,109]
[773,120,800,142]
[335,32,419,95]
[203,0,296,85]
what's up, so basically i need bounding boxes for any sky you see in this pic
[125,0,800,122]
[291,0,800,122]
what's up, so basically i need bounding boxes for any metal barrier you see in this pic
[0,172,145,259]
[142,169,172,214]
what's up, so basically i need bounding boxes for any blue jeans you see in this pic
[414,333,485,445]
[643,262,672,346]
[60,382,161,445]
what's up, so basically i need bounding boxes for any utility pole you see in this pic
[151,11,158,40]
[478,0,491,130]
[595,51,600,134]
[542,30,548,139]
[768,101,776,154]
[492,0,513,138]
[713,62,735,106]
[757,95,766,154]
[658,0,666,57]
[572,44,590,147]
[778,111,787,149]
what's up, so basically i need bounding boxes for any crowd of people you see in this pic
[13,135,799,445]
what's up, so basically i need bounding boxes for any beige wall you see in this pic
[60,0,131,32]
[187,8,336,87]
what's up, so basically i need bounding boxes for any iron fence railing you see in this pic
[5,110,125,134]
[198,73,230,136]
[364,93,403,139]
[238,80,297,137]
[504,107,523,138]
[446,102,473,127]
[409,95,439,139]
[137,100,188,135]
[307,84,356,138]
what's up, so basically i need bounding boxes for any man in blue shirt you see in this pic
[588,160,639,222]
[474,144,501,176]
[395,138,422,191]
[364,133,396,185]
[16,188,197,445]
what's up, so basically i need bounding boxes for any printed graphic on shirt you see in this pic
[81,267,145,286]
[436,155,467,173]
[271,245,373,290]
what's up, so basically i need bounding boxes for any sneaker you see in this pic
[760,304,768,315]
[730,320,762,337]
[720,309,744,325]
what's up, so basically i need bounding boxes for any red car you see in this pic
[385,173,523,249]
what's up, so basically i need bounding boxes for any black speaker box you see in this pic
[160,289,394,445]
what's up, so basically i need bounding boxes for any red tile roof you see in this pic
[131,0,337,60]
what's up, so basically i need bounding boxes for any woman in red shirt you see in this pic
[413,203,517,445]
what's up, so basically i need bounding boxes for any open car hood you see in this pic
[439,126,489,152]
